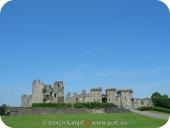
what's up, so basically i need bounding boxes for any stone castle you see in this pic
[21,80,64,107]
[21,80,152,110]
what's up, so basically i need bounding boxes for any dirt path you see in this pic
[132,110,169,120]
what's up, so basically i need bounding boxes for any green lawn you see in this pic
[2,112,166,128]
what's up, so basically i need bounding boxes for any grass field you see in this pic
[2,112,166,128]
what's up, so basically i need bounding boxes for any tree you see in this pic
[151,92,170,109]
[151,92,162,106]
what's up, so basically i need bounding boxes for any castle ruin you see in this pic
[21,80,152,110]
[21,80,64,107]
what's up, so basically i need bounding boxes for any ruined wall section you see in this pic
[66,92,72,103]
[43,85,53,103]
[134,98,153,109]
[21,94,32,107]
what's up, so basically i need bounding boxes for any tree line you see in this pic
[151,92,170,109]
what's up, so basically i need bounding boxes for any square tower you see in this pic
[53,81,64,103]
[118,89,133,110]
[91,87,102,102]
[105,88,117,104]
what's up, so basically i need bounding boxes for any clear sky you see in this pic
[0,0,170,106]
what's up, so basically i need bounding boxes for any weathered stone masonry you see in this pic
[21,80,152,110]
[21,80,64,107]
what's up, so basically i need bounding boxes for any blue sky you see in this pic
[0,0,170,106]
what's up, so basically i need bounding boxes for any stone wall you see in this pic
[9,107,129,116]
[134,98,153,109]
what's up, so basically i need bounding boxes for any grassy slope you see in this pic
[2,112,166,128]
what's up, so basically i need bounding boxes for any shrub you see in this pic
[32,102,117,109]
[137,106,170,113]
[32,103,72,109]
[73,102,116,109]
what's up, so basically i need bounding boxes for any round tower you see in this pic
[32,80,44,104]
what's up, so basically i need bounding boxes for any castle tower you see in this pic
[105,88,117,104]
[118,89,133,110]
[32,80,44,104]
[91,87,102,102]
[53,81,64,103]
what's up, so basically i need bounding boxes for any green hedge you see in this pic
[73,102,116,109]
[32,103,72,109]
[32,102,117,109]
[137,106,170,113]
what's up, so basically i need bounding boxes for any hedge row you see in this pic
[73,102,117,109]
[32,102,117,109]
[32,103,72,109]
[137,106,170,113]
